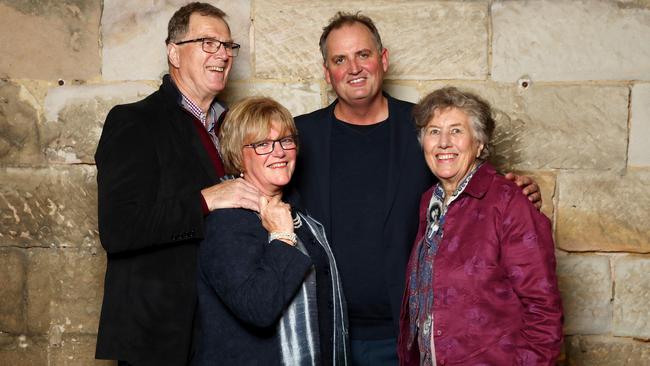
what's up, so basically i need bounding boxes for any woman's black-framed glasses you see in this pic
[243,135,298,155]
[174,38,241,57]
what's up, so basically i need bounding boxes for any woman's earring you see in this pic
[239,172,244,178]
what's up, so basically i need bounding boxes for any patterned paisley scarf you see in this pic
[406,162,482,365]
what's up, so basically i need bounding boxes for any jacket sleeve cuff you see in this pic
[200,194,210,216]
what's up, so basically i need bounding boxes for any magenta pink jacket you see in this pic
[398,163,563,366]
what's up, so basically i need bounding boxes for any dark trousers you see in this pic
[351,337,399,366]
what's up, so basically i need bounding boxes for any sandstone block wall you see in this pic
[1,1,649,365]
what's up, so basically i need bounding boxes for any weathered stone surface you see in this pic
[0,166,98,248]
[221,81,322,116]
[254,0,488,80]
[510,170,556,220]
[383,83,420,104]
[50,334,114,366]
[613,256,650,339]
[629,83,650,167]
[0,334,47,366]
[26,248,105,335]
[565,335,650,366]
[42,82,155,163]
[102,0,251,81]
[0,1,100,80]
[492,1,650,82]
[557,170,650,253]
[418,82,629,171]
[0,80,43,166]
[0,248,26,333]
[556,254,612,334]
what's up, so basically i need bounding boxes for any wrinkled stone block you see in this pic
[613,256,650,339]
[556,254,611,334]
[26,248,106,335]
[50,334,114,366]
[565,335,650,366]
[629,83,650,167]
[0,248,26,333]
[492,1,650,82]
[42,82,155,163]
[221,81,322,116]
[0,166,98,248]
[0,80,43,166]
[102,0,251,81]
[0,1,100,80]
[557,170,650,253]
[254,0,487,80]
[0,334,47,366]
[508,170,556,220]
[383,83,420,104]
[418,82,628,171]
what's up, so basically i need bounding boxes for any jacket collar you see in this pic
[318,92,413,228]
[462,161,496,200]
[159,74,221,183]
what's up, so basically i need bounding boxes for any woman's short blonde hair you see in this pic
[218,97,297,174]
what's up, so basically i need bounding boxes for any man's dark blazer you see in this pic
[292,94,434,334]
[94,75,220,366]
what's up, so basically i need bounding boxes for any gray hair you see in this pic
[413,87,495,160]
[165,2,228,45]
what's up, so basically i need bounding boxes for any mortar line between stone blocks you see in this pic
[487,0,493,81]
[625,85,632,169]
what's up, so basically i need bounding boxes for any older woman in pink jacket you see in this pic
[398,87,563,366]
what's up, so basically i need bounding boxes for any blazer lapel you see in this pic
[171,106,219,184]
[317,104,334,239]
[159,76,219,185]
[382,95,410,224]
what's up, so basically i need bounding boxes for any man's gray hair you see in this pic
[165,2,228,45]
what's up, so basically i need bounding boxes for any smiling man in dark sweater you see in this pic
[291,12,542,365]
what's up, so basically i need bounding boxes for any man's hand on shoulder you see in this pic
[504,172,542,210]
[201,178,261,212]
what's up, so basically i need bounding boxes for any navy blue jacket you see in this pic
[292,94,434,334]
[197,205,338,365]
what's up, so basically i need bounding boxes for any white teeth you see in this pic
[349,78,364,84]
[207,66,224,72]
[268,162,287,168]
[437,153,456,160]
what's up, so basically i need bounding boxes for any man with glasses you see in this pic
[94,3,259,365]
[292,12,541,365]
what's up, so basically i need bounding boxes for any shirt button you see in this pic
[436,330,442,336]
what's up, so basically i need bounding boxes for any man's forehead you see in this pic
[187,13,231,36]
[326,23,378,52]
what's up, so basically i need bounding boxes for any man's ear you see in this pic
[381,47,389,73]
[323,63,331,85]
[167,43,180,69]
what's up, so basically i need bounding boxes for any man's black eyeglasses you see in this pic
[174,38,240,57]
